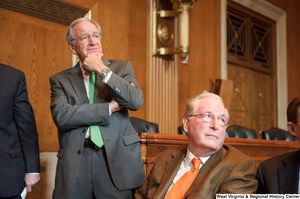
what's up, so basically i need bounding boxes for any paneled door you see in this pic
[227,64,275,136]
[226,1,277,137]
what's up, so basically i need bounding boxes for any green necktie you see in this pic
[89,72,104,148]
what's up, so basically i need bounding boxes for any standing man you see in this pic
[0,63,40,199]
[50,18,145,199]
[134,93,257,199]
[257,97,300,194]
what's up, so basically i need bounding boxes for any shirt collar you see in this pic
[184,147,211,168]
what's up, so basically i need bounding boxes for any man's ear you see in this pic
[287,122,297,138]
[68,43,77,55]
[182,116,189,134]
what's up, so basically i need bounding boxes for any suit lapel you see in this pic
[185,147,225,197]
[68,64,89,104]
[278,150,300,193]
[155,147,186,199]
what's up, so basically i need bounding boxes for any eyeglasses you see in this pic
[188,113,229,126]
[71,33,101,43]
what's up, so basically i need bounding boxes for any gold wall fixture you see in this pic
[152,8,177,58]
[171,0,197,61]
[152,0,197,60]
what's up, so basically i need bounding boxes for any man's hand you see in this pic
[25,173,40,192]
[110,98,124,113]
[82,53,107,76]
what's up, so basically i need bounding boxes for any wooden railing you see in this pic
[138,133,300,175]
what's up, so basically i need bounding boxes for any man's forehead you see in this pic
[197,97,226,115]
[74,21,98,32]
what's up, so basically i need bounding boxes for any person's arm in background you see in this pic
[14,72,40,192]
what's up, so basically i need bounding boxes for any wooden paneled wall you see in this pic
[148,57,178,134]
[1,0,300,146]
[147,1,179,135]
[95,0,147,120]
[266,0,300,106]
[178,0,221,125]
[285,0,300,104]
[0,7,71,151]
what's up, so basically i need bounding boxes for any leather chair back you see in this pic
[130,117,159,133]
[178,126,186,135]
[225,131,230,138]
[226,125,258,139]
[261,127,295,141]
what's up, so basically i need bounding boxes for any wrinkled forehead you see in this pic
[73,21,98,35]
[196,97,227,117]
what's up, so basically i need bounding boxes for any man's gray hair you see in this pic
[66,18,102,45]
[184,92,229,119]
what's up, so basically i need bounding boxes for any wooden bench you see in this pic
[138,133,300,175]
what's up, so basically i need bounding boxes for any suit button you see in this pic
[114,87,121,93]
[82,129,86,133]
[77,150,81,154]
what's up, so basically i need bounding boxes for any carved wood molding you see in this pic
[0,0,88,26]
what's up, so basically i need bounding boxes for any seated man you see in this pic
[257,97,300,194]
[134,93,258,199]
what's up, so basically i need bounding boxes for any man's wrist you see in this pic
[100,68,111,81]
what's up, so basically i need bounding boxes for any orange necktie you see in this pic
[164,158,202,199]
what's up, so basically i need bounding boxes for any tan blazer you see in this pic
[134,144,258,199]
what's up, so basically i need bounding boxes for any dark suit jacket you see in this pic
[0,64,40,198]
[50,59,145,199]
[257,149,300,194]
[134,144,258,199]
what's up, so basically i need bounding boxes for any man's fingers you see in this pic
[26,186,32,192]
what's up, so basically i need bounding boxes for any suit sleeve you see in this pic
[256,163,267,194]
[14,73,40,173]
[106,61,143,111]
[49,75,110,131]
[218,157,258,194]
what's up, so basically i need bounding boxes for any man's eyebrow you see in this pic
[208,111,227,118]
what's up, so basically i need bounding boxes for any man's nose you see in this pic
[89,36,97,44]
[210,117,220,130]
